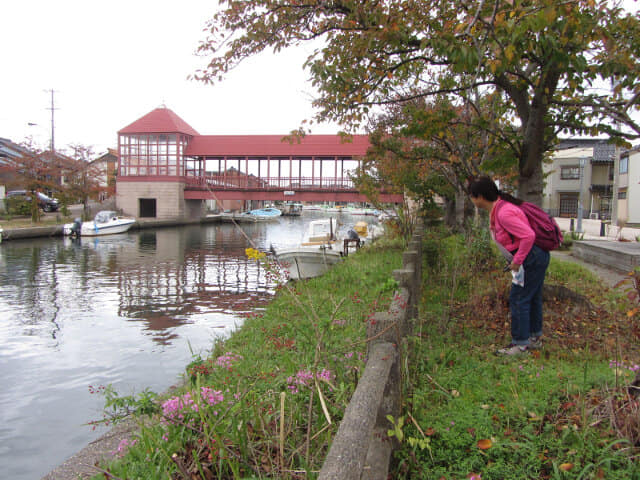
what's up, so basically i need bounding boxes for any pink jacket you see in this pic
[490,199,535,265]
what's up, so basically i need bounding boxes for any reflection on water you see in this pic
[0,212,380,480]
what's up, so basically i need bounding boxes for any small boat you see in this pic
[281,202,302,216]
[241,207,282,220]
[378,210,398,221]
[63,210,136,237]
[273,218,343,280]
[323,205,345,213]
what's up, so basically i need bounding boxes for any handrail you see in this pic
[184,175,356,190]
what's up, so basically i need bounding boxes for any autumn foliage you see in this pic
[197,0,640,204]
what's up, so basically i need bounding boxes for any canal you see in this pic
[0,212,378,480]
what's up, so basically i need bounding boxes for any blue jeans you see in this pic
[509,245,550,345]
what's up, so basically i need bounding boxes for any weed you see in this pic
[393,227,640,480]
[88,241,403,478]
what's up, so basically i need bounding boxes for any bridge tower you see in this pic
[116,106,203,220]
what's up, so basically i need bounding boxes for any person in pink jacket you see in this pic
[468,176,550,355]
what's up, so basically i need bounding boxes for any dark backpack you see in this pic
[496,201,564,251]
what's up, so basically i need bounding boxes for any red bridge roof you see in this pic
[184,134,370,157]
[118,107,370,156]
[119,107,199,136]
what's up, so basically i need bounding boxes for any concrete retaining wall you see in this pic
[319,225,423,480]
[117,181,203,220]
[572,240,640,273]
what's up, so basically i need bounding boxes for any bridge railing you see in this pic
[184,175,356,190]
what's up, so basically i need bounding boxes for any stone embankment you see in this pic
[0,215,236,241]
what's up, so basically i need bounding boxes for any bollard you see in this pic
[570,218,575,232]
[600,221,606,237]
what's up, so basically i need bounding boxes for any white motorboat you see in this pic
[63,210,136,237]
[273,218,343,280]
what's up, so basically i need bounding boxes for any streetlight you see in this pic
[576,157,587,233]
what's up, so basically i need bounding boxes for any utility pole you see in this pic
[610,78,620,226]
[45,89,58,153]
[577,157,586,233]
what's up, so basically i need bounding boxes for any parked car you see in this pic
[6,190,60,212]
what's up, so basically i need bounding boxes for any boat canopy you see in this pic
[94,211,118,223]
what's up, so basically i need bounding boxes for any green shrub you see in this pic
[466,220,500,271]
[5,196,31,216]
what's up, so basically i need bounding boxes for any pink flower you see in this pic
[201,387,224,406]
[215,352,243,370]
[286,368,335,393]
[112,438,138,457]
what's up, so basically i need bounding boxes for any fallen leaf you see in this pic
[477,438,492,450]
[559,463,574,471]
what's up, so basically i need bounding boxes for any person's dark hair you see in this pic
[468,176,523,205]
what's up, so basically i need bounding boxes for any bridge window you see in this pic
[119,133,183,176]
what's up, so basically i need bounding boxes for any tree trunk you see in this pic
[454,188,466,230]
[518,156,544,206]
[443,197,456,228]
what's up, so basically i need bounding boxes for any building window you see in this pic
[561,166,580,180]
[559,193,578,217]
[618,190,627,199]
[620,156,628,175]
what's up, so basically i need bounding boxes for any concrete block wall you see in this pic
[116,181,202,220]
[319,223,424,480]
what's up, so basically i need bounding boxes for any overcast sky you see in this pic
[2,1,638,156]
[1,0,338,155]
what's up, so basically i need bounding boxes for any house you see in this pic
[543,139,616,220]
[543,138,639,226]
[618,146,640,225]
[0,137,34,188]
[91,148,118,201]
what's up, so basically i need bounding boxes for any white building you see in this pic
[543,139,616,220]
[618,146,640,225]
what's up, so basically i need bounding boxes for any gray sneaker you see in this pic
[496,343,529,355]
[529,336,543,349]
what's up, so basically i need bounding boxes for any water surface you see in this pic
[0,212,375,479]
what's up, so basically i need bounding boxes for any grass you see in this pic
[0,212,74,228]
[87,236,405,479]
[85,224,640,479]
[392,226,640,479]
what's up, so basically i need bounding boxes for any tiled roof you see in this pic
[184,134,370,157]
[0,137,32,160]
[555,138,614,162]
[592,142,616,163]
[118,107,199,136]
